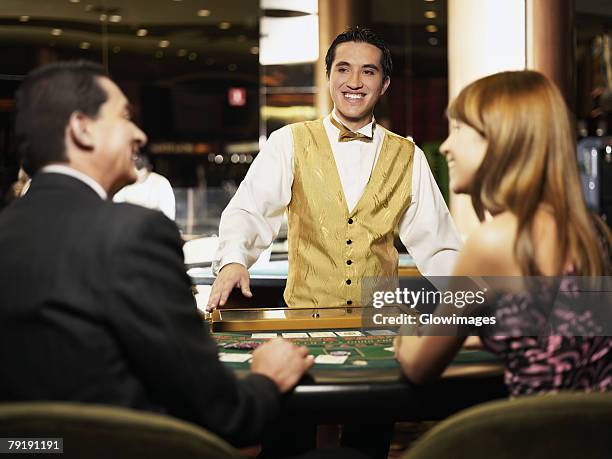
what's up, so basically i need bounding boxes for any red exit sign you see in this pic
[228,87,247,106]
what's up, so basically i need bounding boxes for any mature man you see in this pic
[209,27,462,309]
[0,61,315,448]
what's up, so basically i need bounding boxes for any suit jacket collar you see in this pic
[28,172,107,201]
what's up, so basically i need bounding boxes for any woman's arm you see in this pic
[394,218,515,384]
[394,334,465,384]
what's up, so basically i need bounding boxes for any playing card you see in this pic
[314,354,349,364]
[366,330,397,336]
[218,352,252,363]
[308,332,337,338]
[335,331,364,337]
[282,332,310,339]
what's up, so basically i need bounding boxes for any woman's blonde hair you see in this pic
[448,70,609,275]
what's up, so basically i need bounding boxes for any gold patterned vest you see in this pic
[285,119,414,308]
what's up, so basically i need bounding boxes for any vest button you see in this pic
[346,279,352,285]
[346,239,352,245]
[347,300,353,305]
[348,218,354,224]
[346,260,352,265]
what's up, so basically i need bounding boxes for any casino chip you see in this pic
[222,341,262,350]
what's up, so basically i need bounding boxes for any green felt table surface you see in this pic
[213,331,500,375]
[211,330,508,422]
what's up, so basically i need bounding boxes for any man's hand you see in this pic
[251,338,315,393]
[207,263,251,310]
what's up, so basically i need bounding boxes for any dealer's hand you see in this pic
[251,338,314,393]
[207,263,251,310]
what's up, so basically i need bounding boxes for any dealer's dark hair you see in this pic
[325,27,392,79]
[15,60,108,175]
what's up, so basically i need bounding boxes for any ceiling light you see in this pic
[99,13,107,21]
[159,40,170,48]
[69,0,81,3]
[424,11,437,19]
[155,50,164,58]
[228,63,237,71]
[84,4,93,11]
[51,28,62,36]
[79,41,90,49]
[108,15,121,23]
[19,15,30,22]
[177,49,187,57]
[188,52,197,61]
[197,9,211,17]
[260,14,319,65]
[112,46,120,53]
[250,46,259,55]
[219,21,231,30]
[424,0,435,2]
[426,25,438,33]
[428,37,439,46]
[136,28,148,37]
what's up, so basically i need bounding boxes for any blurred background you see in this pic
[1,0,611,237]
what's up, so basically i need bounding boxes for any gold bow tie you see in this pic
[330,116,375,143]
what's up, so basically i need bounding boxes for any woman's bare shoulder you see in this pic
[454,212,520,276]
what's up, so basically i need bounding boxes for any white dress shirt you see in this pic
[213,111,462,276]
[113,171,176,221]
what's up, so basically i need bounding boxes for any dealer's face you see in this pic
[90,77,147,193]
[329,41,390,130]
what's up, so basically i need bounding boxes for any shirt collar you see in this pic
[40,164,108,200]
[331,109,376,138]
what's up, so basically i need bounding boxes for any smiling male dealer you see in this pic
[209,27,462,310]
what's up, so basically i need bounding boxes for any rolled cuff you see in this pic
[212,251,249,276]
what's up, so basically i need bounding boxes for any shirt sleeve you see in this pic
[212,126,294,274]
[399,145,463,276]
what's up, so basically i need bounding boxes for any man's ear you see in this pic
[67,111,95,150]
[380,76,391,96]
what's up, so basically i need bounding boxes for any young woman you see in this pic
[395,70,611,395]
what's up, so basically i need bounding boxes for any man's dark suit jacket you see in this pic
[0,172,279,446]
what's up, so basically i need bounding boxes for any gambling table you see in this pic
[193,256,507,423]
[212,329,507,424]
[184,241,609,457]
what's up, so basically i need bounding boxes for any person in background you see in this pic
[12,167,31,197]
[395,70,611,395]
[113,154,176,221]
